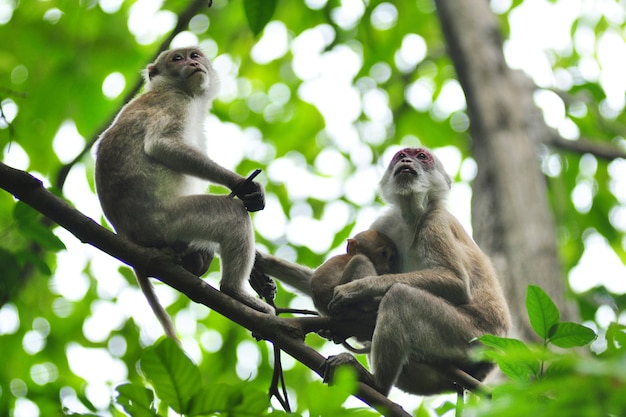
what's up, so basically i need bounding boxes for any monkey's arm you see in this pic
[255,251,314,296]
[142,112,243,188]
[331,214,474,310]
[328,267,470,314]
[145,135,243,187]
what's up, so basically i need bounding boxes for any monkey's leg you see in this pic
[371,283,478,395]
[162,195,274,314]
[322,352,377,388]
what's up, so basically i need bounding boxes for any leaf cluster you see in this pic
[115,338,279,417]
[65,337,376,417]
[470,285,626,417]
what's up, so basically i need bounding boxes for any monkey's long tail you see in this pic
[134,269,178,341]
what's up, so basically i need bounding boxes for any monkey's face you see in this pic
[379,147,451,202]
[165,49,211,90]
[146,48,219,98]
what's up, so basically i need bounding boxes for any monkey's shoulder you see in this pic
[420,206,471,241]
[123,90,195,121]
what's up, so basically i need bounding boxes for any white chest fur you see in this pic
[183,98,209,152]
[180,98,210,195]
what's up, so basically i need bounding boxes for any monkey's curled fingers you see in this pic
[233,180,265,212]
[249,267,277,305]
[327,280,373,314]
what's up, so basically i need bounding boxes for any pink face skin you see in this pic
[379,146,451,204]
[389,148,436,177]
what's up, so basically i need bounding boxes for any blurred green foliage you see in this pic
[1,0,625,416]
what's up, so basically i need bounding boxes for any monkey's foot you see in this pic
[321,353,377,389]
[248,268,277,303]
[317,328,349,344]
[222,288,276,315]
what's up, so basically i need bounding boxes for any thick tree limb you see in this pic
[0,162,411,417]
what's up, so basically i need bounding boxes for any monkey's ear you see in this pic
[146,64,159,81]
[346,238,358,254]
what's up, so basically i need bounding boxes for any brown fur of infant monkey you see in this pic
[310,230,398,319]
[95,47,273,340]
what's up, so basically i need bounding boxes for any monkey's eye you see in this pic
[417,152,427,160]
[398,152,406,159]
[172,55,183,62]
[190,52,200,58]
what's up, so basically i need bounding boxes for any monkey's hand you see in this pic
[233,180,265,212]
[328,278,379,314]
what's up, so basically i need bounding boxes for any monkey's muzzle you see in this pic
[394,165,417,177]
[187,68,206,78]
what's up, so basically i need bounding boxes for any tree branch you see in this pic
[544,132,626,161]
[0,162,411,417]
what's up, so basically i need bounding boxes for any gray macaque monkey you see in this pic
[256,147,511,396]
[95,47,272,339]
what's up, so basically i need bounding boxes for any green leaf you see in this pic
[434,401,456,416]
[140,338,202,414]
[301,367,362,416]
[478,334,526,351]
[17,220,66,251]
[188,384,242,416]
[231,387,270,415]
[526,285,560,339]
[15,250,52,275]
[115,383,159,417]
[13,201,66,251]
[244,0,277,36]
[13,201,40,223]
[478,334,539,382]
[549,322,597,348]
[415,402,433,417]
[605,322,626,356]
[0,248,21,300]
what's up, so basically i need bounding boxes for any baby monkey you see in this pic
[311,230,398,318]
[95,47,272,339]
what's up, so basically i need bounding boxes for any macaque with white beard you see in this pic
[257,147,511,395]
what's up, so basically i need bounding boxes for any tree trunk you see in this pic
[434,0,578,340]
